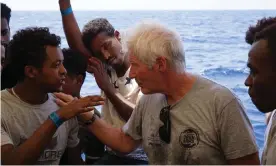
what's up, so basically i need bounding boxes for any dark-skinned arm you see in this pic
[103,86,136,121]
[59,0,91,58]
[1,95,103,165]
[88,57,136,121]
[59,0,135,121]
[1,118,60,165]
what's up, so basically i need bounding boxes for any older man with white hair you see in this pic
[57,21,260,165]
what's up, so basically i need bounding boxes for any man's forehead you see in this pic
[1,18,9,28]
[45,46,63,61]
[249,40,270,58]
[94,32,112,46]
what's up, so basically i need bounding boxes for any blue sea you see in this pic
[10,10,276,153]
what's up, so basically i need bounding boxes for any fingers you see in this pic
[71,95,105,110]
[87,62,98,74]
[83,95,105,101]
[83,100,104,108]
[54,92,74,103]
[55,98,68,107]
[89,57,101,66]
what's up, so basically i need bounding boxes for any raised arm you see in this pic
[1,96,103,165]
[58,0,91,58]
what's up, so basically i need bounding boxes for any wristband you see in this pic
[61,6,73,16]
[49,112,63,128]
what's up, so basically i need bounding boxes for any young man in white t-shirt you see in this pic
[1,27,104,165]
[244,17,276,165]
[58,0,148,164]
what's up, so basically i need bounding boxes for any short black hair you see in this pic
[82,18,115,52]
[255,24,276,60]
[1,3,11,24]
[245,17,276,45]
[6,27,61,82]
[62,48,87,80]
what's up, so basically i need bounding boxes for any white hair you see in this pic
[126,20,186,73]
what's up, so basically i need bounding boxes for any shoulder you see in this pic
[1,90,17,115]
[197,76,240,107]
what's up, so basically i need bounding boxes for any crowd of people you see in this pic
[1,0,275,165]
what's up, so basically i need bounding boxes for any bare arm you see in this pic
[103,86,135,121]
[1,96,103,165]
[227,152,260,165]
[59,0,91,58]
[86,116,140,154]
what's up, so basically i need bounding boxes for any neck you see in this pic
[163,72,196,105]
[114,54,130,77]
[12,81,48,105]
[74,92,81,99]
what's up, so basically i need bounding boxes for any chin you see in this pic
[253,101,275,113]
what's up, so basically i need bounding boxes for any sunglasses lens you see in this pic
[159,106,171,143]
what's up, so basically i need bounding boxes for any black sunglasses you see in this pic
[159,105,171,143]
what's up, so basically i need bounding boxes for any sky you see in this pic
[1,0,276,11]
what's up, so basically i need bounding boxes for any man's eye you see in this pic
[1,30,8,36]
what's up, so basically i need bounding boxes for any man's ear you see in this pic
[76,75,85,85]
[153,56,167,72]
[114,30,121,42]
[24,66,39,79]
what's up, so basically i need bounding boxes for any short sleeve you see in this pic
[1,127,13,146]
[67,118,80,148]
[122,97,144,141]
[218,98,258,160]
[262,111,276,164]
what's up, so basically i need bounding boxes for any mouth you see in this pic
[60,79,65,85]
[107,57,116,65]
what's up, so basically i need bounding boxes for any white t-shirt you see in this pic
[1,90,80,165]
[262,110,276,165]
[101,68,147,161]
[101,67,142,128]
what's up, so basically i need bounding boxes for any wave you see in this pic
[202,66,248,78]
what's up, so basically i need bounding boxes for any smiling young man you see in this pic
[1,27,104,165]
[245,17,276,165]
[58,0,148,164]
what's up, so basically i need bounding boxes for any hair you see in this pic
[245,17,276,45]
[82,18,115,52]
[6,27,61,82]
[254,24,276,60]
[127,20,186,73]
[1,3,11,24]
[62,48,87,80]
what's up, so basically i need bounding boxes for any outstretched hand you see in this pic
[54,92,104,121]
